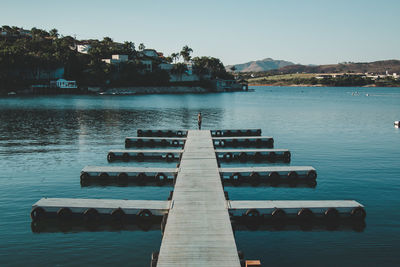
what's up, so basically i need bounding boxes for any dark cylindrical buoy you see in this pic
[31,207,45,221]
[83,208,99,222]
[107,152,116,162]
[297,208,314,220]
[156,172,167,185]
[57,207,73,220]
[136,152,144,162]
[307,170,317,180]
[122,152,130,162]
[351,207,366,219]
[111,208,126,221]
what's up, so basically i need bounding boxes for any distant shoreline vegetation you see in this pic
[0,26,234,94]
[245,73,400,87]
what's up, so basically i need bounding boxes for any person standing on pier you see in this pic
[198,112,202,130]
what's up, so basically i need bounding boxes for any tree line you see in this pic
[0,26,232,93]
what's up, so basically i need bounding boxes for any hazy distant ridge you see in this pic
[226,58,295,72]
[267,60,400,75]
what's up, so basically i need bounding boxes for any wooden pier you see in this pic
[31,128,366,266]
[157,130,241,266]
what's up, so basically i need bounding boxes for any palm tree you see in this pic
[138,43,146,51]
[180,45,193,62]
[172,63,188,81]
[49,28,59,38]
[171,53,180,63]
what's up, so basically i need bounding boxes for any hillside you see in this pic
[267,60,400,75]
[226,58,294,72]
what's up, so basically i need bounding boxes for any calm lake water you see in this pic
[1,86,400,266]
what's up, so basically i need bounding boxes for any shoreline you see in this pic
[1,85,245,96]
[248,83,400,88]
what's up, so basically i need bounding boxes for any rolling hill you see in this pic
[226,58,295,72]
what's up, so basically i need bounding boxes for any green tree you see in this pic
[180,45,193,62]
[49,28,59,38]
[138,43,145,51]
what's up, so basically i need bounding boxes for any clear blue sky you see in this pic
[2,0,399,65]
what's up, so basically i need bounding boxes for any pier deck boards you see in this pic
[157,130,241,267]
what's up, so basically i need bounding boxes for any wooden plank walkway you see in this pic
[157,130,241,267]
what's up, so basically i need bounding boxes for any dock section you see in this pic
[157,130,241,267]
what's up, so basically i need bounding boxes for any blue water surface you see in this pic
[0,86,399,266]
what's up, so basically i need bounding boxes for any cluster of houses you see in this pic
[316,71,399,80]
[2,27,246,92]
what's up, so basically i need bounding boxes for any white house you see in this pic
[102,54,129,64]
[53,79,77,89]
[77,44,91,54]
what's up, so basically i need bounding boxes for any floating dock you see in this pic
[125,137,186,148]
[107,149,183,162]
[213,136,274,148]
[31,128,366,266]
[157,130,241,267]
[216,149,291,163]
[80,166,178,185]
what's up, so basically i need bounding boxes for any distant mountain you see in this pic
[226,58,295,72]
[267,60,400,75]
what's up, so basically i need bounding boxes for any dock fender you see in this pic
[166,153,175,162]
[161,139,168,147]
[268,151,276,162]
[250,172,261,185]
[57,207,73,220]
[111,208,126,221]
[254,152,263,162]
[324,208,339,219]
[239,152,248,162]
[245,209,260,217]
[138,209,152,217]
[297,208,314,220]
[31,207,45,221]
[288,171,298,180]
[83,208,99,222]
[136,152,144,162]
[107,152,115,162]
[122,152,130,162]
[156,172,168,184]
[351,207,366,219]
[125,139,131,148]
[117,172,129,185]
[271,208,286,220]
[307,170,317,180]
[230,172,242,184]
[224,152,233,162]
